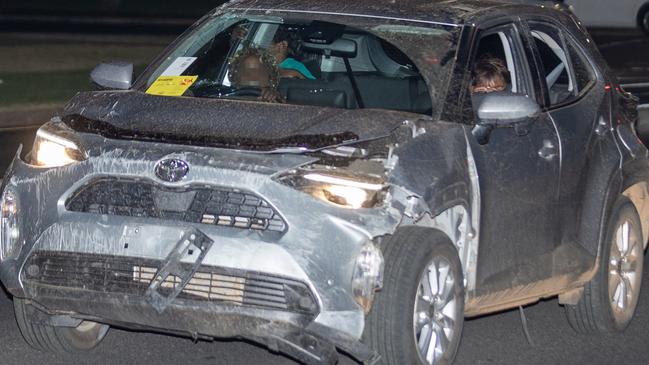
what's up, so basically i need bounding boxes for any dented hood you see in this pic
[63,91,419,151]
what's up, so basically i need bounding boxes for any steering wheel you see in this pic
[188,83,262,99]
[224,86,262,98]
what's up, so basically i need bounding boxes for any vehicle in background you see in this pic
[565,0,649,34]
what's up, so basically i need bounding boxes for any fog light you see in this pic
[0,189,20,260]
[351,241,384,313]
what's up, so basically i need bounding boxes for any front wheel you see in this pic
[565,197,644,333]
[364,229,464,365]
[13,298,109,353]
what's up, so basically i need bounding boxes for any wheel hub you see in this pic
[608,219,642,322]
[414,256,457,365]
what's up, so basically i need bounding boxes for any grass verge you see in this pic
[0,65,147,108]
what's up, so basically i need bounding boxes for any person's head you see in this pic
[229,47,279,89]
[471,56,510,94]
[269,27,299,63]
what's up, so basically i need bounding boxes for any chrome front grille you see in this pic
[65,178,286,232]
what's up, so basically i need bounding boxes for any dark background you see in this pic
[0,0,215,18]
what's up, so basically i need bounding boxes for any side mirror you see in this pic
[472,93,541,145]
[90,62,133,90]
[476,93,541,123]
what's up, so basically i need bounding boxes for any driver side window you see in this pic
[468,23,532,117]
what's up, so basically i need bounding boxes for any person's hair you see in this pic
[272,26,300,58]
[472,56,511,92]
[228,46,280,89]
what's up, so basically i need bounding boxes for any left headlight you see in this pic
[32,128,85,167]
[278,169,387,209]
[0,189,20,260]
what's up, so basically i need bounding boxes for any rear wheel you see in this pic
[13,298,109,352]
[565,197,644,333]
[364,229,464,365]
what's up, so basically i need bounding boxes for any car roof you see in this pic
[220,0,559,27]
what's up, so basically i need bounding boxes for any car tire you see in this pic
[638,5,649,36]
[13,298,109,352]
[363,228,464,365]
[565,197,644,333]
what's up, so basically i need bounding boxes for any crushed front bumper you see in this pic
[0,144,398,364]
[24,281,373,364]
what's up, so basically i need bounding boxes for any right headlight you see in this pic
[277,168,388,209]
[32,127,85,167]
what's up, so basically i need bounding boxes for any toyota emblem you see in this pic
[155,158,189,182]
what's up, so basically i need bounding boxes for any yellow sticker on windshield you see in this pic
[145,76,198,96]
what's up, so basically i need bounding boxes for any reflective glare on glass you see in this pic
[414,256,457,364]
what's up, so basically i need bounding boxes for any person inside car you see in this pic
[470,56,512,116]
[228,46,284,103]
[471,56,510,94]
[269,27,317,80]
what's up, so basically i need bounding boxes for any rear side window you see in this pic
[527,21,596,107]
[528,23,573,106]
[565,38,596,94]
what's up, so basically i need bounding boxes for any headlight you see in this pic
[0,189,20,260]
[351,241,384,313]
[279,169,387,209]
[32,128,85,167]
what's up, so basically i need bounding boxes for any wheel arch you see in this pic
[395,202,476,294]
[622,182,649,249]
[389,225,455,246]
[575,166,623,258]
[578,158,649,260]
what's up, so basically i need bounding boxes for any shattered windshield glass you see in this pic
[140,12,458,115]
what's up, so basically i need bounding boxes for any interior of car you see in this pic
[531,28,574,104]
[165,18,434,114]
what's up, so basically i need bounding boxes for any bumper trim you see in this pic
[19,285,352,365]
[22,251,319,316]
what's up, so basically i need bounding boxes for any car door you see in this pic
[463,21,562,296]
[522,19,620,260]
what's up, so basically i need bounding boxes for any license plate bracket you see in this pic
[145,228,213,313]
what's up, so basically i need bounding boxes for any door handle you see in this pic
[538,139,557,161]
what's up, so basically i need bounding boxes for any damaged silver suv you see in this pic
[2,1,649,364]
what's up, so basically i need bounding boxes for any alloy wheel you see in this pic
[414,256,458,364]
[608,219,643,325]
